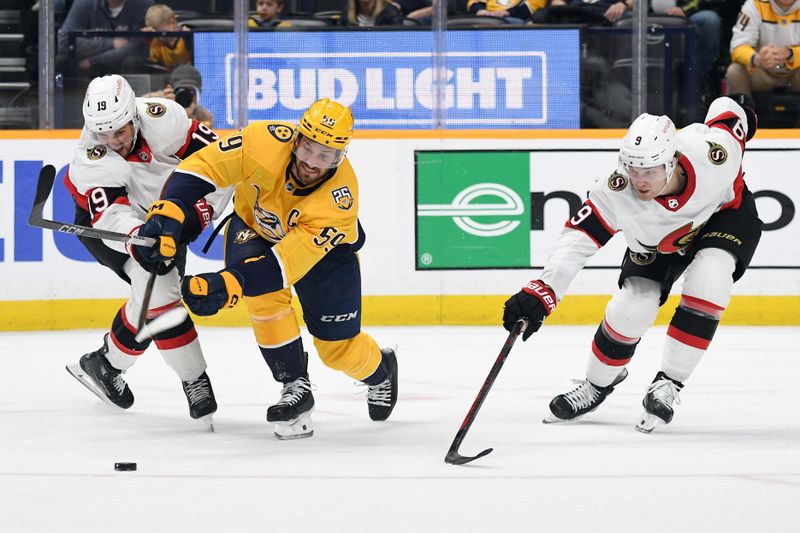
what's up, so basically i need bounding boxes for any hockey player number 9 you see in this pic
[569,204,593,227]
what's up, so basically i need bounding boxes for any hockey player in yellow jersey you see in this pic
[132,98,398,439]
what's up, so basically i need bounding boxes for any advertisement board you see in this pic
[193,29,580,129]
[415,149,799,269]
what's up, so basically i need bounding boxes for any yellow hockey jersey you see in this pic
[173,121,361,289]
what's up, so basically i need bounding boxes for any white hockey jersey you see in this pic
[540,97,750,299]
[65,97,230,253]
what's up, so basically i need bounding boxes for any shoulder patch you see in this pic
[607,170,628,192]
[331,186,353,210]
[86,145,107,160]
[145,102,167,118]
[268,124,294,142]
[706,141,727,166]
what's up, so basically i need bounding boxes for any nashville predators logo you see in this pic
[629,251,657,265]
[252,184,286,242]
[145,102,167,118]
[331,186,353,210]
[607,171,628,192]
[86,145,107,160]
[268,124,293,143]
[233,228,258,244]
[706,141,727,166]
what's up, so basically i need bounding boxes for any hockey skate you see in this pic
[367,348,398,421]
[543,368,628,423]
[636,371,683,434]
[182,371,217,431]
[267,377,315,440]
[66,334,134,409]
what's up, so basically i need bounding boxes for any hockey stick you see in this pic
[28,164,156,246]
[444,319,528,466]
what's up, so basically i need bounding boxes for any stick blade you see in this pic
[444,447,493,466]
[29,164,57,226]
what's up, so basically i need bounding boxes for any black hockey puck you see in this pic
[114,462,137,472]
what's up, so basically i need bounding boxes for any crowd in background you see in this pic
[8,1,800,128]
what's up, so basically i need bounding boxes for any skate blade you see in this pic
[635,412,664,434]
[66,364,127,410]
[542,412,588,424]
[199,414,215,432]
[273,413,314,440]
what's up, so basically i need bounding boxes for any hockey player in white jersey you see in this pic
[502,94,762,433]
[63,74,230,427]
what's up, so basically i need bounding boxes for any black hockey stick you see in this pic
[444,319,528,466]
[28,164,156,246]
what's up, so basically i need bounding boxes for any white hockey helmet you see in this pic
[82,74,139,135]
[618,113,678,178]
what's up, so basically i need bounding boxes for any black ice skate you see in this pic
[543,368,628,423]
[182,371,217,431]
[636,371,684,434]
[367,348,398,421]
[267,376,315,440]
[66,333,134,409]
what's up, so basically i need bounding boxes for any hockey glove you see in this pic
[726,93,758,141]
[502,280,557,341]
[130,200,187,273]
[181,270,243,316]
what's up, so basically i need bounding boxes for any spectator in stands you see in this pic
[338,0,405,26]
[652,1,725,95]
[467,0,546,23]
[392,0,433,22]
[726,0,800,96]
[57,0,153,74]
[143,4,191,69]
[249,0,286,28]
[144,64,213,127]
[534,0,628,25]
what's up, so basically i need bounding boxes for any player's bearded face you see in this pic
[97,122,135,157]
[292,136,343,185]
[626,164,668,200]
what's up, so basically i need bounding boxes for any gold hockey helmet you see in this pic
[297,98,354,150]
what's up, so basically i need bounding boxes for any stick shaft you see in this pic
[28,165,156,246]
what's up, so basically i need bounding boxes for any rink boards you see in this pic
[0,129,798,329]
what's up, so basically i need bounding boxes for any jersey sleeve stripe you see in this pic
[564,199,616,248]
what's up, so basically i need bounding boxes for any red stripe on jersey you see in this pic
[120,304,138,333]
[64,169,89,211]
[706,111,746,152]
[720,167,744,211]
[591,340,631,366]
[667,325,711,350]
[145,299,183,320]
[655,154,697,212]
[153,327,198,350]
[602,318,639,344]
[175,120,200,159]
[680,295,725,318]
[109,329,145,356]
[587,200,616,235]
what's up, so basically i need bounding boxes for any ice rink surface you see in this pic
[1,325,798,532]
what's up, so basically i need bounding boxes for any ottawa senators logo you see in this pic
[637,222,705,254]
[607,171,628,192]
[268,124,293,143]
[86,145,107,160]
[706,141,727,166]
[331,186,353,210]
[629,251,656,265]
[145,102,166,118]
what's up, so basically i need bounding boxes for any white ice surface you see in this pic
[1,325,798,532]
